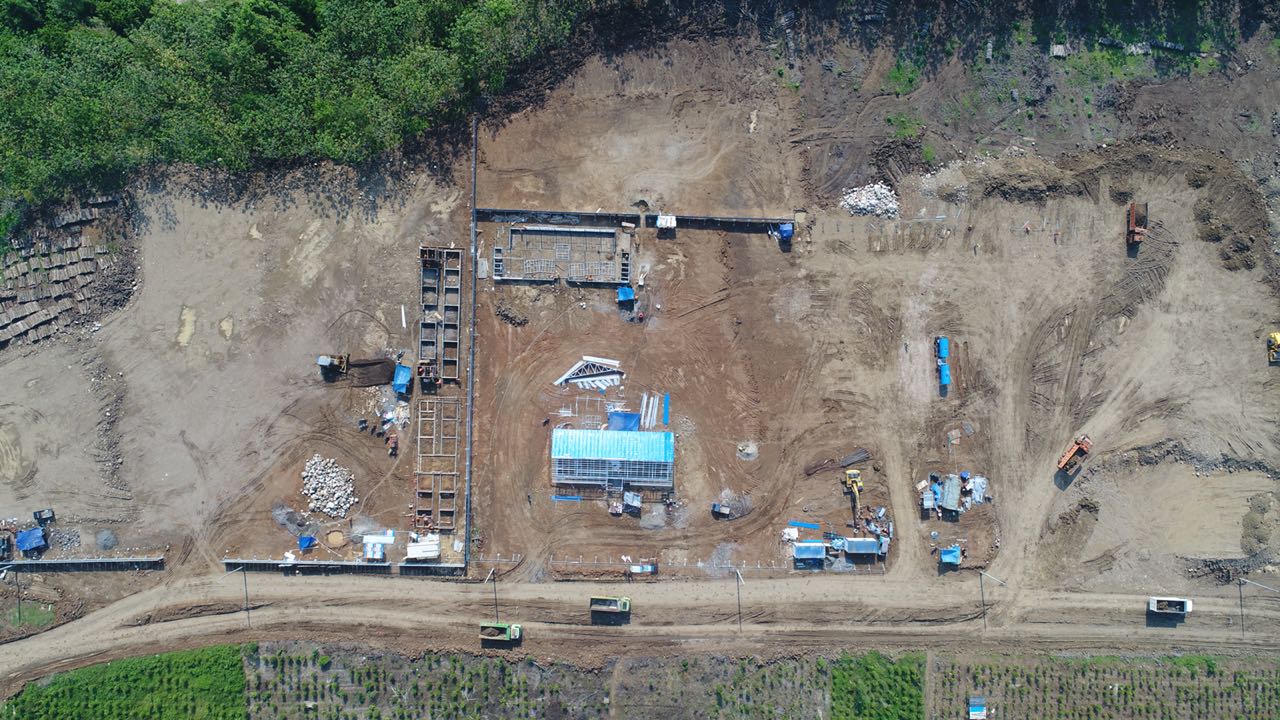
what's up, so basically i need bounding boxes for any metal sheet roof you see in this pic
[793,542,827,559]
[845,538,880,554]
[551,429,674,462]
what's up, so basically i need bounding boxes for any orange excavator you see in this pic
[1126,202,1148,245]
[1057,434,1093,475]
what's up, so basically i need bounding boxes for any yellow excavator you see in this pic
[843,468,864,515]
[1269,332,1280,364]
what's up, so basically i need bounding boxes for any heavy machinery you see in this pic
[1147,597,1192,615]
[1268,332,1280,364]
[1126,202,1149,245]
[589,596,631,614]
[844,468,865,519]
[316,354,350,374]
[479,622,522,643]
[1056,434,1093,474]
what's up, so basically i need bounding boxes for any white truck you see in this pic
[1147,597,1192,615]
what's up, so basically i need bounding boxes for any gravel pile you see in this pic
[839,183,899,218]
[49,527,81,549]
[301,455,358,518]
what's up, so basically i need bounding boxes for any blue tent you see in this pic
[940,545,962,565]
[16,527,46,552]
[606,412,641,431]
[392,364,412,394]
[936,336,950,359]
[617,286,636,303]
[298,535,318,551]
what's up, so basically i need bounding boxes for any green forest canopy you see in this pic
[0,0,580,208]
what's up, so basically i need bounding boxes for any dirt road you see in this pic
[2,569,1278,697]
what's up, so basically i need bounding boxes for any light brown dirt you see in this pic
[3,26,1280,691]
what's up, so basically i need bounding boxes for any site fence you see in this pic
[1,557,165,572]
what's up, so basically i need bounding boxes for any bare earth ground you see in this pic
[3,24,1280,694]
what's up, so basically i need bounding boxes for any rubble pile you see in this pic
[49,527,81,549]
[839,183,900,218]
[301,455,358,518]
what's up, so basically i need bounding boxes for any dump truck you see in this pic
[1148,597,1192,615]
[589,596,631,614]
[1126,202,1149,245]
[1268,332,1280,364]
[479,622,522,642]
[1056,434,1093,474]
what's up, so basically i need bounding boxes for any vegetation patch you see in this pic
[831,651,925,720]
[0,0,583,206]
[1,644,247,719]
[2,602,56,630]
[929,654,1280,719]
[885,113,923,139]
[882,59,921,96]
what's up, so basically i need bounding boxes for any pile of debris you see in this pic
[839,183,899,218]
[301,454,358,518]
[48,527,81,550]
[494,302,528,327]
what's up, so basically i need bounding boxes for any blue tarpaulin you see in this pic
[936,336,950,359]
[662,393,670,425]
[941,475,962,511]
[298,535,318,551]
[392,364,412,394]
[607,412,641,431]
[940,545,962,565]
[617,286,636,302]
[777,223,794,240]
[16,527,45,552]
[793,542,826,559]
[939,362,952,386]
[789,520,820,530]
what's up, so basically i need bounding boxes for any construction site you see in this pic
[1,7,1280,697]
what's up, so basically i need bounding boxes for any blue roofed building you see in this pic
[16,527,46,555]
[551,428,675,492]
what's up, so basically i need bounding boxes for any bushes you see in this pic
[0,645,247,719]
[831,651,925,720]
[0,0,583,206]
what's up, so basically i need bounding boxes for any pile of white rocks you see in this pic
[301,454,358,518]
[839,183,899,218]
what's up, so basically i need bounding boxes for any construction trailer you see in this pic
[550,429,674,492]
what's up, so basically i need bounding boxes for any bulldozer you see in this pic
[1126,202,1149,245]
[1057,434,1093,475]
[1268,332,1280,364]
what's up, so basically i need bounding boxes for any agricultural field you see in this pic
[0,645,246,719]
[928,654,1280,719]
